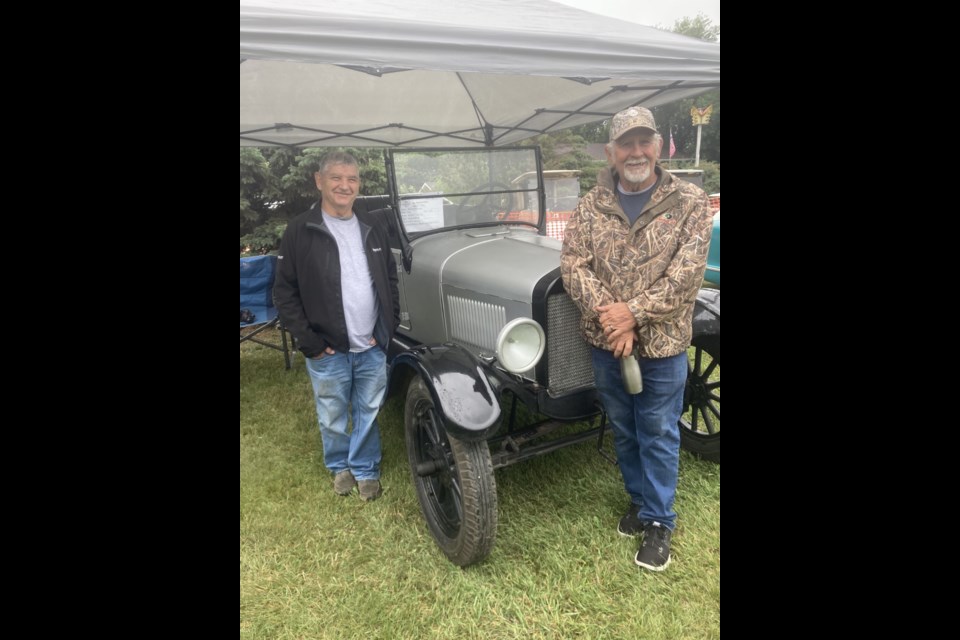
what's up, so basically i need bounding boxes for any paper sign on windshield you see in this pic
[400,194,444,232]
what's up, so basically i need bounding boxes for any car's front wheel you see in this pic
[679,334,720,463]
[404,376,498,566]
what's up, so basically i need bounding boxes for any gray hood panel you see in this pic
[439,231,561,301]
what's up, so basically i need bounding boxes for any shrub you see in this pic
[240,219,288,255]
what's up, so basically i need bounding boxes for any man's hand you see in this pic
[595,302,637,356]
[311,346,336,360]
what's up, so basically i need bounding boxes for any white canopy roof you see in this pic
[240,0,720,147]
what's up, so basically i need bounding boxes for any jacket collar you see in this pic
[596,165,680,228]
[305,200,368,229]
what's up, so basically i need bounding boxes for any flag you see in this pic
[669,130,676,158]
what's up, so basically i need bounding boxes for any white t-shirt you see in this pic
[322,211,379,352]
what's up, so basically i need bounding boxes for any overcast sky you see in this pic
[552,0,719,30]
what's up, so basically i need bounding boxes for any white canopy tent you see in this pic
[240,0,720,148]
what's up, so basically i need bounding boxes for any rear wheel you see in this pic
[404,377,498,566]
[679,334,720,463]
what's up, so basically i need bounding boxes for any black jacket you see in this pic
[274,202,400,359]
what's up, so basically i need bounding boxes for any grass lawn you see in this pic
[241,332,720,639]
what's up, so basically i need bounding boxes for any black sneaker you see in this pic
[618,503,643,537]
[635,521,672,571]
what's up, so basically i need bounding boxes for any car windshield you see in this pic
[389,148,543,236]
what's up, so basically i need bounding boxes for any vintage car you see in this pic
[366,147,720,566]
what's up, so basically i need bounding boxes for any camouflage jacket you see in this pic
[560,165,713,358]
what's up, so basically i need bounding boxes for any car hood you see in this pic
[412,228,562,302]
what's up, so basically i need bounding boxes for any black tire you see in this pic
[679,334,720,463]
[404,377,498,566]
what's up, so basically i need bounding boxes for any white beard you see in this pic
[622,162,651,185]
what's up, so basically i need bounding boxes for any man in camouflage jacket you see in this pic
[560,107,713,571]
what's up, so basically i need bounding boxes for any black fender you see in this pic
[389,343,501,442]
[693,288,720,338]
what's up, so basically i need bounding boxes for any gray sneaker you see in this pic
[334,470,357,496]
[358,479,382,501]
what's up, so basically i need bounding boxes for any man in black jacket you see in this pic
[274,151,400,501]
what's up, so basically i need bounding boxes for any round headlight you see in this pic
[496,318,546,374]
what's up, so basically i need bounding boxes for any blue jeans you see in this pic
[591,348,687,530]
[304,348,387,481]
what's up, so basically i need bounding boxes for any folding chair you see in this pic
[240,255,293,369]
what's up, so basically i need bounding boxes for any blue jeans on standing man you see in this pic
[591,348,688,530]
[304,347,387,481]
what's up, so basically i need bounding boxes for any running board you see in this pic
[489,423,610,470]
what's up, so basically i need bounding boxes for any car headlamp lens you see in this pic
[496,318,546,374]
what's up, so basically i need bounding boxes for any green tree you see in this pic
[241,147,389,254]
[276,148,387,213]
[651,14,720,164]
[566,121,609,144]
[666,13,720,42]
[520,129,607,194]
[652,95,720,164]
[659,159,720,194]
[240,148,279,239]
[512,14,720,190]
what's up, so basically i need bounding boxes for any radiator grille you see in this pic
[448,295,506,353]
[546,294,594,394]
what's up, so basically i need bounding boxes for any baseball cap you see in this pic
[609,107,658,142]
